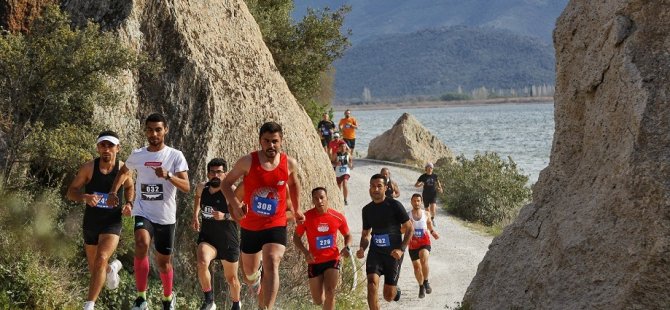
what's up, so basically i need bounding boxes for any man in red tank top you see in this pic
[222,121,304,309]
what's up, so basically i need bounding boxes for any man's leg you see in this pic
[419,249,430,281]
[134,229,151,295]
[308,274,324,306]
[260,243,286,309]
[342,178,349,204]
[222,260,241,304]
[366,273,381,310]
[429,202,437,220]
[322,268,339,310]
[382,284,399,302]
[87,234,119,301]
[240,252,262,285]
[196,243,217,302]
[411,259,424,285]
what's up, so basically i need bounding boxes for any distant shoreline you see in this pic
[333,96,554,111]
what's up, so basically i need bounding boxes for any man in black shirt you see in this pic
[317,113,336,152]
[356,174,413,310]
[415,162,443,223]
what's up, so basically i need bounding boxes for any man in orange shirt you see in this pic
[338,109,358,166]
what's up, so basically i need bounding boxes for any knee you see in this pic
[197,257,210,269]
[383,289,394,302]
[135,241,150,254]
[94,253,110,267]
[366,280,377,291]
[266,253,282,266]
[225,273,239,285]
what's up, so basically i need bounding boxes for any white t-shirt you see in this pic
[125,146,189,224]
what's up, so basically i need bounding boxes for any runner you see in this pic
[338,109,358,166]
[356,174,413,310]
[107,113,190,310]
[66,130,134,310]
[221,121,304,310]
[293,187,352,310]
[192,158,241,310]
[327,132,347,166]
[380,168,400,199]
[407,194,439,298]
[317,113,336,153]
[335,143,352,205]
[414,162,443,224]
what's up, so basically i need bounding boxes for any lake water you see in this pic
[336,102,555,183]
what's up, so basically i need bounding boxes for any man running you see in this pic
[327,133,347,163]
[317,113,336,153]
[407,194,439,298]
[380,168,400,199]
[334,143,352,205]
[338,109,358,166]
[221,121,304,310]
[415,162,443,224]
[192,158,241,310]
[67,130,134,310]
[107,113,190,310]
[293,187,352,310]
[356,174,413,310]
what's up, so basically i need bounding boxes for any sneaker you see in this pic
[83,301,95,310]
[162,295,176,310]
[131,297,148,310]
[418,285,426,298]
[393,287,401,302]
[344,199,348,206]
[230,301,241,310]
[424,280,432,294]
[105,259,122,290]
[200,300,216,310]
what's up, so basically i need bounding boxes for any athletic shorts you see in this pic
[134,216,175,255]
[308,259,340,278]
[83,222,122,245]
[321,136,332,147]
[366,250,404,286]
[343,138,356,150]
[198,221,240,262]
[409,245,431,261]
[240,226,287,254]
[336,174,350,185]
[423,193,437,207]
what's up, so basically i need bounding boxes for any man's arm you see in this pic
[120,162,135,216]
[107,164,131,206]
[292,231,314,263]
[356,228,371,259]
[437,179,444,193]
[66,161,98,206]
[287,156,304,222]
[192,182,205,231]
[392,220,413,260]
[222,155,251,221]
[415,175,424,188]
[392,181,400,198]
[427,216,439,239]
[340,232,353,257]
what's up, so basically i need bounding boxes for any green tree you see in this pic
[245,0,350,123]
[0,5,140,184]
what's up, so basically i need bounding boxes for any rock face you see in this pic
[463,1,670,309]
[0,0,54,32]
[366,112,454,166]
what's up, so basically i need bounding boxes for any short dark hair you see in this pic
[207,158,227,172]
[311,187,327,196]
[370,173,387,184]
[259,121,283,138]
[97,130,119,139]
[411,193,423,200]
[145,113,168,127]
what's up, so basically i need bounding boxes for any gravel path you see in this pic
[344,159,493,309]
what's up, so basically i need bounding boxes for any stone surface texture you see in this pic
[463,1,670,309]
[0,0,54,32]
[366,112,454,166]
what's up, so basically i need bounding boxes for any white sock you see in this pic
[83,301,95,310]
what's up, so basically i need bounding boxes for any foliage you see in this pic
[436,152,531,226]
[440,92,472,101]
[0,5,140,184]
[245,0,350,123]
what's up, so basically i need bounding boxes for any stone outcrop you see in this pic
[366,112,454,166]
[0,0,54,32]
[463,1,670,309]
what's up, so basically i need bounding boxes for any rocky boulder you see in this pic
[463,1,670,309]
[367,112,454,166]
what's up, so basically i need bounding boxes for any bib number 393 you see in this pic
[252,196,278,216]
[373,234,390,248]
[316,235,334,250]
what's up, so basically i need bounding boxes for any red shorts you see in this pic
[336,174,350,185]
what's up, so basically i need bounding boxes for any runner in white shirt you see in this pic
[107,113,190,310]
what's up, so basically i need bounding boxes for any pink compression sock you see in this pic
[134,256,150,292]
[159,270,174,298]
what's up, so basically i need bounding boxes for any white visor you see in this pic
[96,135,120,145]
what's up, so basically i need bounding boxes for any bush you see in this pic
[436,152,531,226]
[440,92,472,101]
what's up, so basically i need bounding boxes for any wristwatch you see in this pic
[166,171,173,180]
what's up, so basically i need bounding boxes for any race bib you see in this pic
[141,183,164,200]
[338,166,348,173]
[252,195,278,216]
[373,234,390,248]
[321,127,329,135]
[93,192,112,209]
[316,235,334,250]
[201,205,214,219]
[345,123,352,128]
[414,229,425,238]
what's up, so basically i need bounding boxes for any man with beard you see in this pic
[107,113,190,310]
[192,158,241,310]
[380,168,400,199]
[222,121,305,310]
[356,174,413,310]
[67,130,134,310]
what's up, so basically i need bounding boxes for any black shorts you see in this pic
[198,220,240,262]
[321,136,333,147]
[423,193,437,207]
[366,250,404,286]
[308,259,340,278]
[409,245,431,261]
[240,226,287,254]
[343,138,356,149]
[134,216,175,255]
[83,222,122,245]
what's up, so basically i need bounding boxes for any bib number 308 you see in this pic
[252,196,278,216]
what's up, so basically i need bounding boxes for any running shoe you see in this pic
[200,300,216,310]
[162,295,176,310]
[131,297,148,310]
[344,199,348,206]
[418,285,426,298]
[424,280,432,294]
[105,259,122,290]
[394,287,401,301]
[230,301,241,310]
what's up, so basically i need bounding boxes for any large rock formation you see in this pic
[0,0,54,32]
[366,112,454,166]
[463,1,670,309]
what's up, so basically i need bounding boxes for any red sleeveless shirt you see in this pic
[241,151,289,231]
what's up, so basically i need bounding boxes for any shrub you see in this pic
[440,92,472,101]
[436,152,531,226]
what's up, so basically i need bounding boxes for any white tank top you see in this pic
[408,209,428,230]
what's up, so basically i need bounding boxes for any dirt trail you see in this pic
[344,159,493,309]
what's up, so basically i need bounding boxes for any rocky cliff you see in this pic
[366,112,454,166]
[463,1,670,309]
[0,0,54,32]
